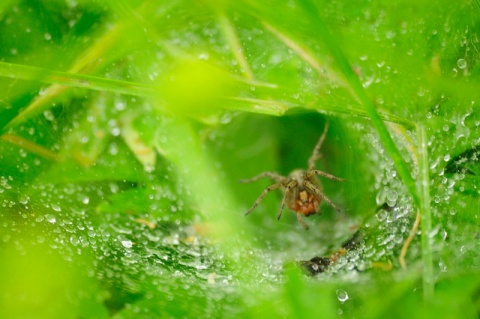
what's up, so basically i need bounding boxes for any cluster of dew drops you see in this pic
[341,123,416,269]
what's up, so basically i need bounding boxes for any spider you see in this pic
[241,122,345,230]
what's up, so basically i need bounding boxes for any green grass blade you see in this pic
[0,61,154,130]
[297,0,421,208]
[217,12,254,80]
[0,61,154,96]
[417,124,434,300]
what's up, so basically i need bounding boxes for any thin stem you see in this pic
[0,133,59,161]
[218,12,254,80]
[0,61,154,97]
[399,209,421,269]
[262,21,346,88]
[417,124,434,300]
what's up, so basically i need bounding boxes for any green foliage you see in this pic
[0,0,479,318]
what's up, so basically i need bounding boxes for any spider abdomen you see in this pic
[291,190,320,216]
[286,170,322,216]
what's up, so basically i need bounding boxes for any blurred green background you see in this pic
[0,0,479,318]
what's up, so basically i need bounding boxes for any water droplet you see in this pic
[51,204,61,212]
[438,260,447,272]
[115,101,126,111]
[441,229,448,240]
[386,30,396,39]
[336,289,349,302]
[387,190,398,202]
[19,196,29,205]
[387,170,397,178]
[121,240,133,248]
[70,235,79,246]
[457,59,467,69]
[198,52,209,60]
[109,143,119,155]
[45,214,56,224]
[111,127,121,136]
[429,227,439,238]
[43,110,55,121]
[44,33,52,41]
[446,179,456,189]
[81,196,90,204]
[376,209,388,221]
[144,164,154,173]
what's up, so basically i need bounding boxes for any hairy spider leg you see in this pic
[245,182,283,216]
[296,213,310,230]
[308,122,330,171]
[239,171,286,184]
[304,180,342,212]
[277,179,298,220]
[307,169,346,182]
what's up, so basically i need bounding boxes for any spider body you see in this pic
[285,169,321,217]
[241,123,345,230]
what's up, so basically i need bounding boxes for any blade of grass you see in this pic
[0,60,419,123]
[0,133,59,161]
[218,12,254,80]
[297,0,421,208]
[153,112,261,280]
[417,124,434,300]
[0,62,289,121]
[0,61,154,96]
[262,21,347,89]
[0,61,154,131]
[226,96,288,115]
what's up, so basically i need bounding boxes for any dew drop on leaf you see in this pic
[121,240,133,248]
[70,236,79,246]
[19,196,29,205]
[456,59,467,69]
[44,214,56,224]
[43,110,55,121]
[336,289,349,303]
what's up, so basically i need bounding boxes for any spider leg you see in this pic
[308,121,329,171]
[245,182,283,216]
[304,180,342,212]
[296,213,310,230]
[240,172,286,184]
[307,169,346,182]
[277,180,297,220]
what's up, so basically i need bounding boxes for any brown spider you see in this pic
[241,122,345,230]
